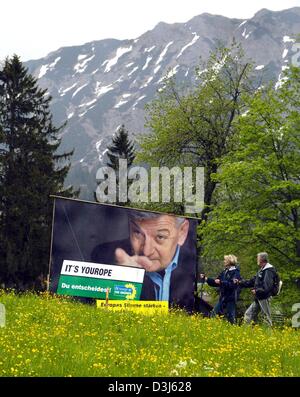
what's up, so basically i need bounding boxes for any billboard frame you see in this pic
[48,195,200,304]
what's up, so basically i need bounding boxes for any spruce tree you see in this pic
[0,55,76,290]
[100,124,135,205]
[106,124,135,170]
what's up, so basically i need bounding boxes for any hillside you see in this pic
[25,7,300,197]
[0,291,299,377]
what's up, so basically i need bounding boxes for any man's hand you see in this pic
[214,279,221,285]
[233,278,240,284]
[115,248,154,272]
[251,289,256,295]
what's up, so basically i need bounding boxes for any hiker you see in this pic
[199,254,241,324]
[235,252,276,327]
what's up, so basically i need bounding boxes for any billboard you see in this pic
[49,197,198,311]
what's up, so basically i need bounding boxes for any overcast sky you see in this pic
[1,0,300,61]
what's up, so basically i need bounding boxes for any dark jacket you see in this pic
[207,266,241,303]
[240,263,275,300]
[91,238,196,312]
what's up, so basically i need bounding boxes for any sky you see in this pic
[1,0,300,61]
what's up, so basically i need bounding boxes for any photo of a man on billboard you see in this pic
[50,198,197,312]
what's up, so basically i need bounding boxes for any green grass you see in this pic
[0,290,299,377]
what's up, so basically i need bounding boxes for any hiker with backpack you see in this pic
[235,252,280,327]
[199,254,241,324]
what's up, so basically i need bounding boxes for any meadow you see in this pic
[0,290,299,377]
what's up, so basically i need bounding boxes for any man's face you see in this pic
[257,256,264,267]
[129,215,189,272]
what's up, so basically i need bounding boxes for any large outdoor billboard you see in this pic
[49,197,198,311]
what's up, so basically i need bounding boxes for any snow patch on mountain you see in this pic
[114,76,124,84]
[114,99,129,108]
[238,20,247,28]
[142,56,153,70]
[38,57,61,78]
[242,29,252,39]
[95,82,114,97]
[144,46,156,53]
[255,65,265,70]
[155,41,174,65]
[128,66,139,76]
[59,82,77,96]
[78,100,97,116]
[282,49,288,58]
[74,54,95,74]
[103,46,133,73]
[140,76,154,88]
[176,34,199,58]
[133,95,146,109]
[72,83,88,98]
[78,99,97,108]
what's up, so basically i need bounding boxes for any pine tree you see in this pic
[106,124,135,170]
[0,55,76,290]
[97,124,135,205]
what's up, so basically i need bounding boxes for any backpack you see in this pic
[270,268,282,296]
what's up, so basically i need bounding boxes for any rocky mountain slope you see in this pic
[25,7,300,198]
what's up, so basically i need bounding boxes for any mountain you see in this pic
[25,7,300,199]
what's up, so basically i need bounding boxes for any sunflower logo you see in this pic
[124,283,137,300]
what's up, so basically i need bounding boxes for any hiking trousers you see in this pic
[211,300,236,324]
[244,298,272,326]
